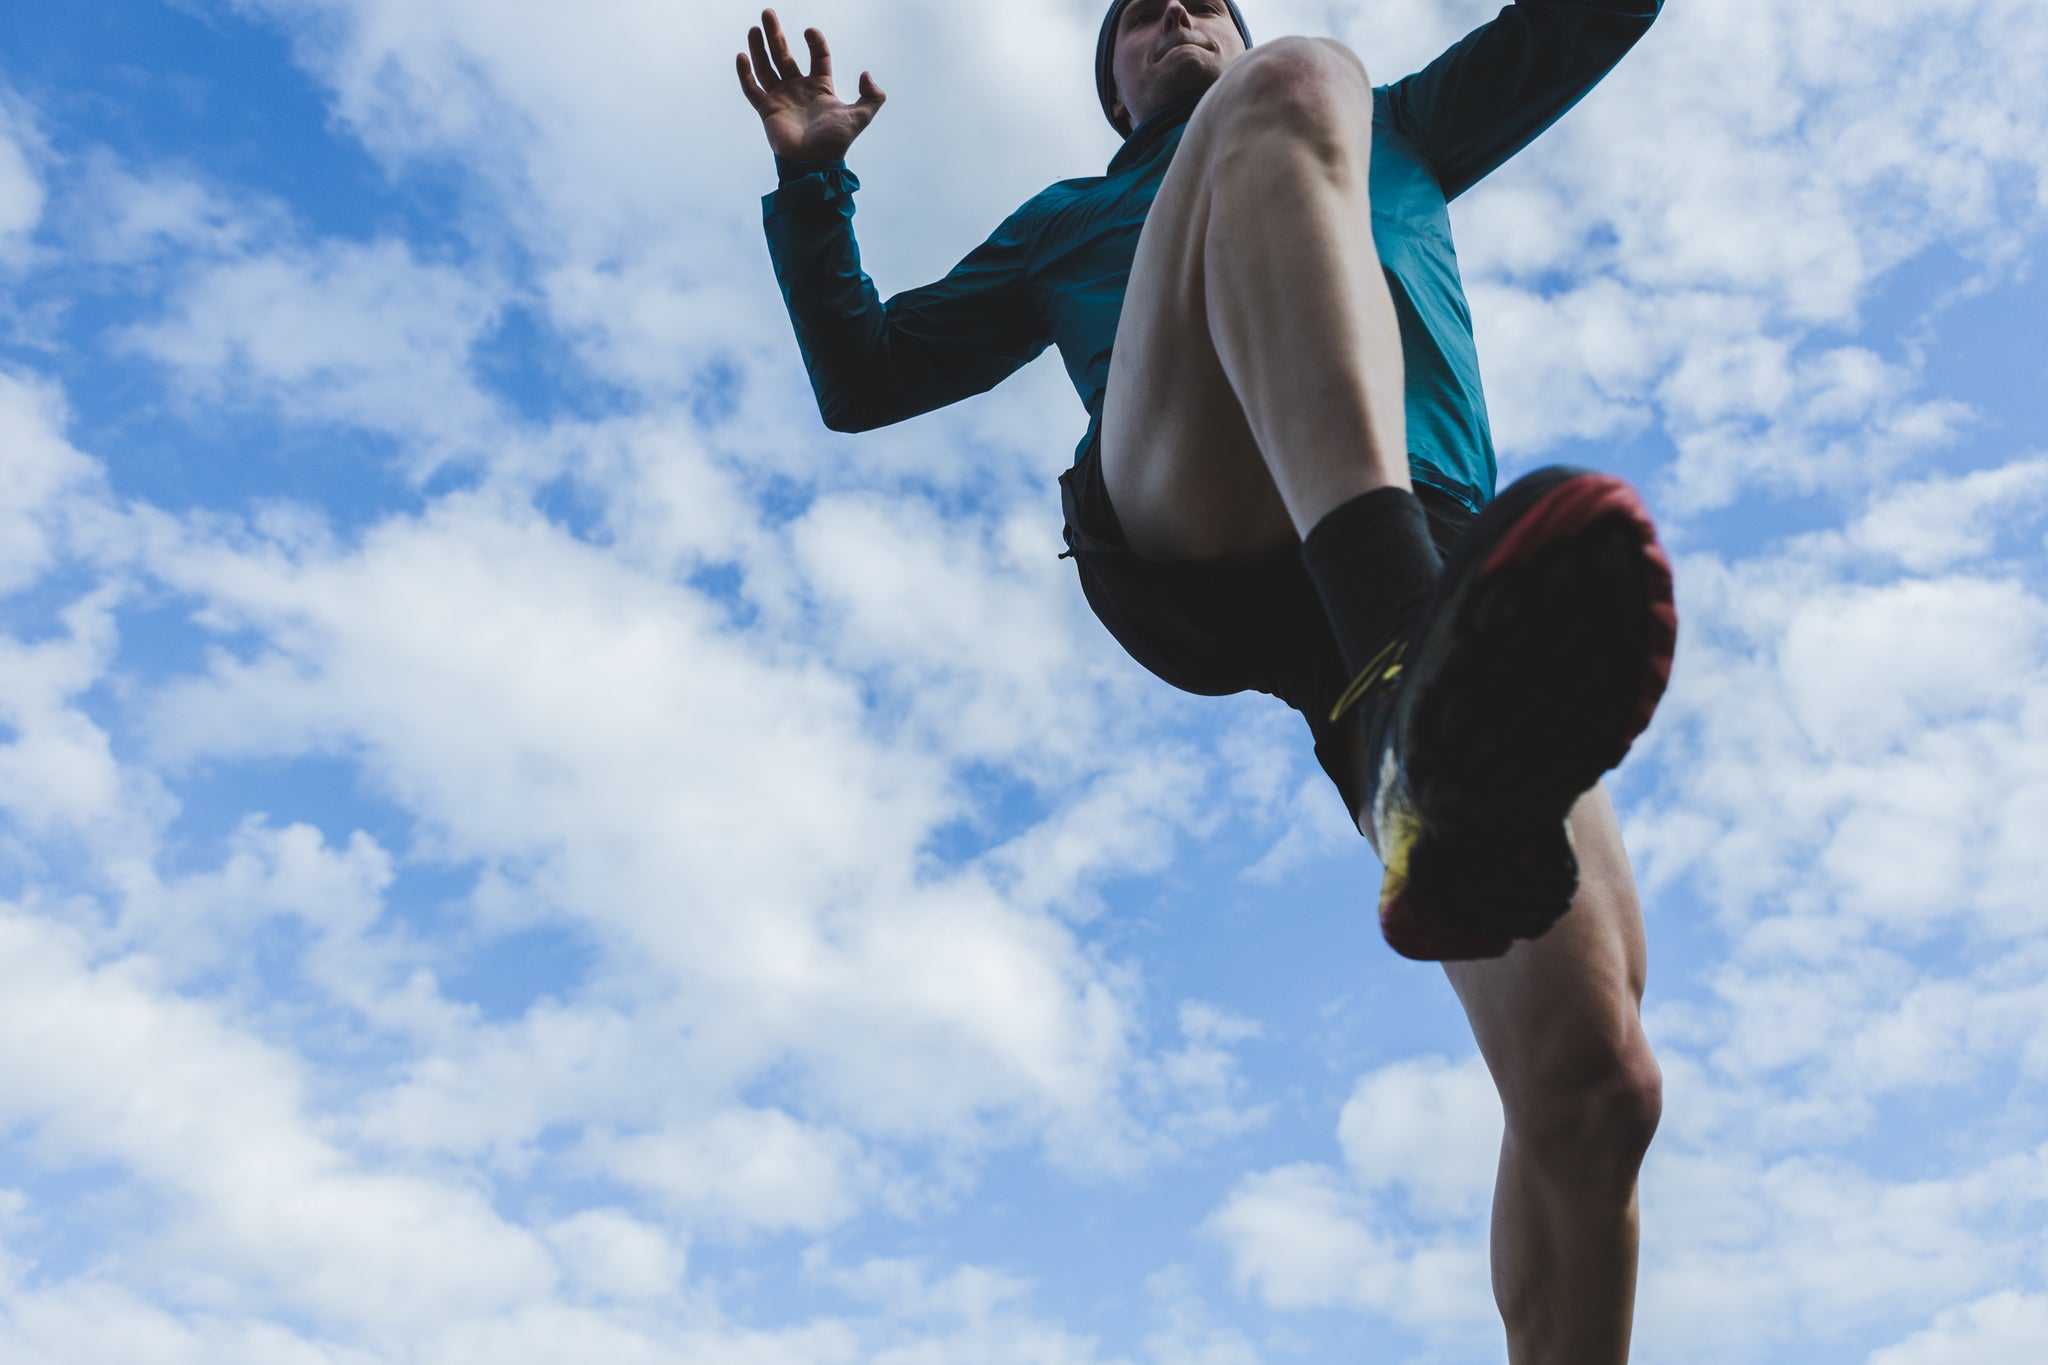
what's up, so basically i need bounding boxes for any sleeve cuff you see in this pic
[775,154,849,184]
[763,159,861,221]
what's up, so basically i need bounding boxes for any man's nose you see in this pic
[1161,1,1192,28]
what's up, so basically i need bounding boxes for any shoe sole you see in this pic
[1378,469,1677,962]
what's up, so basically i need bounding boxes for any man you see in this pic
[740,3,1671,1360]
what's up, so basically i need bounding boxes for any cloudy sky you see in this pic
[1,0,2045,1361]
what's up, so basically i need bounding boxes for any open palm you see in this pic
[736,9,886,162]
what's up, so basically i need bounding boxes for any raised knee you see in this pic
[1204,37,1373,160]
[1511,1047,1664,1184]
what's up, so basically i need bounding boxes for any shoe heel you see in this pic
[1403,816,1581,944]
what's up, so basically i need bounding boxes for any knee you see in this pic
[1203,37,1374,166]
[1510,1044,1664,1187]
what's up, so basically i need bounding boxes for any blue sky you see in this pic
[1,1,2046,1362]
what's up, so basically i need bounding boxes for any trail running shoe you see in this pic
[1336,467,1678,963]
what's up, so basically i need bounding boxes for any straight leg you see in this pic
[1443,787,1662,1364]
[1489,1133,1645,1364]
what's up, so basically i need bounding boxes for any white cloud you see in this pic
[65,159,276,267]
[812,1256,1129,1365]
[1632,1138,2048,1363]
[1203,1055,1501,1344]
[108,485,1212,1176]
[1779,576,2041,757]
[545,1208,690,1305]
[586,1108,869,1235]
[115,818,394,991]
[125,239,507,467]
[0,98,44,264]
[0,1275,376,1365]
[1208,1162,1382,1310]
[1134,1003,1273,1151]
[1628,477,2048,948]
[787,489,1139,772]
[0,587,169,856]
[1205,1160,1496,1344]
[0,370,100,596]
[1336,1054,1501,1223]
[0,909,557,1333]
[1867,1290,2048,1365]
[1841,455,2048,571]
[1139,1265,1261,1365]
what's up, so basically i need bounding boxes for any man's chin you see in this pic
[1146,48,1221,88]
[1154,43,1218,76]
[1153,63,1223,109]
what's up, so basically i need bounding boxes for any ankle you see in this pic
[1300,486,1442,681]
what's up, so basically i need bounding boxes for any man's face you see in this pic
[1109,0,1247,134]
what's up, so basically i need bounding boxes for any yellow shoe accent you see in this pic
[1369,744,1417,896]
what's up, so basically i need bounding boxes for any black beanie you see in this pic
[1095,0,1253,138]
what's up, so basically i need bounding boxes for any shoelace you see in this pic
[1327,638,1410,723]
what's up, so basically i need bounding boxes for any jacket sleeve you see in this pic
[1384,0,1663,202]
[762,159,1052,433]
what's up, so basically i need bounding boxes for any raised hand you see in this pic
[736,9,886,162]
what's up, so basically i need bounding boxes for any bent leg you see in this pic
[1445,787,1662,1365]
[1102,37,1409,563]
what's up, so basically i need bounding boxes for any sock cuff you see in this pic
[1300,486,1442,682]
[1302,486,1430,561]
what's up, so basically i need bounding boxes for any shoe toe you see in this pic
[1379,890,1514,962]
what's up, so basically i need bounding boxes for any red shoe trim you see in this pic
[1482,474,1655,577]
[1381,895,1514,963]
[1483,474,1681,771]
[1627,537,1680,752]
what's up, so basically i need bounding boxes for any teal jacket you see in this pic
[762,0,1662,511]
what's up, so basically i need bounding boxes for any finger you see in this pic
[804,27,832,84]
[763,10,802,82]
[849,72,885,131]
[749,26,777,87]
[736,53,769,111]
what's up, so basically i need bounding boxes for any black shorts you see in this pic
[1059,436,1477,818]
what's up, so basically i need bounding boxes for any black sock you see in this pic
[1300,486,1442,680]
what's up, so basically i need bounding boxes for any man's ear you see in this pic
[1110,95,1128,125]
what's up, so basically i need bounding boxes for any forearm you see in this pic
[1393,0,1662,199]
[761,168,1051,434]
[762,161,901,431]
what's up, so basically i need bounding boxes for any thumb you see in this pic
[855,70,887,111]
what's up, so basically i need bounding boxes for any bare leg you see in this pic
[1444,787,1662,1365]
[1103,37,1408,563]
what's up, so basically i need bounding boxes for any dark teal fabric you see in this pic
[762,0,1661,511]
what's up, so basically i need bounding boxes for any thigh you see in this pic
[1443,787,1657,1128]
[1100,80,1289,563]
